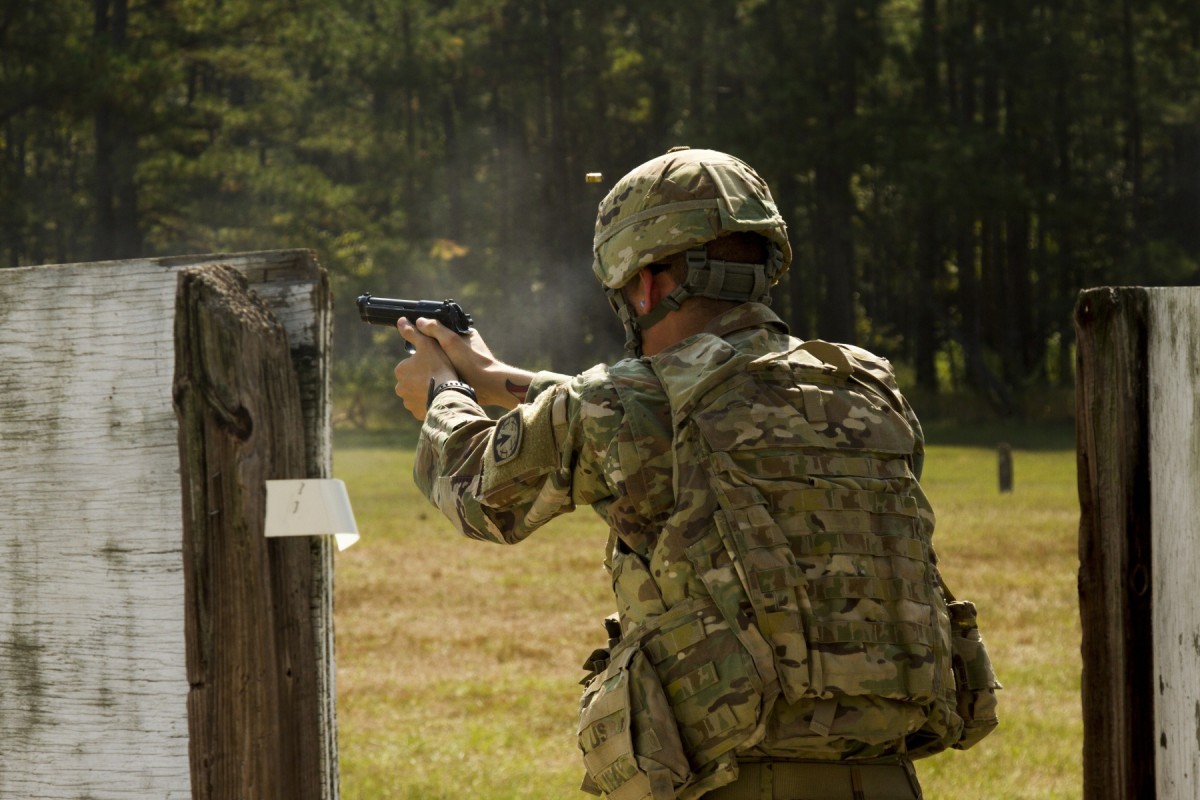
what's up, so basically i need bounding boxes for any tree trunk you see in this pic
[541,0,574,370]
[92,0,142,260]
[913,0,941,391]
[1121,0,1144,240]
[814,0,857,345]
[1006,209,1034,382]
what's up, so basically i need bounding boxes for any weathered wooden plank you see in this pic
[0,250,335,799]
[1074,287,1155,800]
[0,259,192,799]
[1147,289,1200,799]
[174,264,323,799]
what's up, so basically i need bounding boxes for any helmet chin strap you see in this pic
[608,246,783,357]
[606,288,645,356]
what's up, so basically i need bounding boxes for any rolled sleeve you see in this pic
[413,370,616,544]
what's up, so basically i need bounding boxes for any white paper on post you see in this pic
[265,479,360,551]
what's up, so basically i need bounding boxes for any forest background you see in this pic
[3,0,1198,420]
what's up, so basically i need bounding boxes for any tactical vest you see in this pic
[577,334,998,800]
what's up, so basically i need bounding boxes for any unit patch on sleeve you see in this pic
[492,410,523,464]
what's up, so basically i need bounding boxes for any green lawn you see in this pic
[331,424,1081,799]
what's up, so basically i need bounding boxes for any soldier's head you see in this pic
[592,147,792,355]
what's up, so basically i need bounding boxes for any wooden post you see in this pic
[1075,287,1153,800]
[1076,286,1200,799]
[997,443,1013,493]
[0,250,336,799]
[1146,290,1200,799]
[173,264,324,799]
[226,252,339,799]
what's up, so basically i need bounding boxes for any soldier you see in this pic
[392,147,998,800]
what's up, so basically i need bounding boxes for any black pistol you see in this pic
[357,294,474,334]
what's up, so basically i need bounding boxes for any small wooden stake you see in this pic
[997,443,1013,493]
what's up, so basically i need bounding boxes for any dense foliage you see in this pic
[4,1,1198,414]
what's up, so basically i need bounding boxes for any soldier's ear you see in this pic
[641,269,656,310]
[643,265,682,312]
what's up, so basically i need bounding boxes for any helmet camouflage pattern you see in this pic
[592,147,793,291]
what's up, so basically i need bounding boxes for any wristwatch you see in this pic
[426,379,478,410]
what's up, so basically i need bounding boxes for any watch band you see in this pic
[426,379,478,410]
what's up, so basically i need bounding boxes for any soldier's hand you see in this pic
[394,319,458,421]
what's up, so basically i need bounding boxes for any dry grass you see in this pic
[913,440,1082,800]
[332,428,1081,799]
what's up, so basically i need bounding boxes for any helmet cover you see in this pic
[592,147,792,290]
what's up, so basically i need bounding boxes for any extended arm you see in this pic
[413,370,618,544]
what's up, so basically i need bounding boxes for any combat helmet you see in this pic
[592,146,792,354]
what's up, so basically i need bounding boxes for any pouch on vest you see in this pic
[578,599,762,799]
[705,479,812,704]
[947,599,1000,748]
[578,642,691,799]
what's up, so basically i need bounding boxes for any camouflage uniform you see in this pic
[413,303,997,799]
[411,149,998,799]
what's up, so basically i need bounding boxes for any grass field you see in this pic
[332,422,1082,799]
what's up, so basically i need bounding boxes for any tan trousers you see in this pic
[702,759,923,800]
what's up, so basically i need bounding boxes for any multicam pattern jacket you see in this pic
[414,303,991,798]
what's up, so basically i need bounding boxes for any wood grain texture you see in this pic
[0,250,336,799]
[1074,287,1155,800]
[1148,288,1200,800]
[175,264,321,799]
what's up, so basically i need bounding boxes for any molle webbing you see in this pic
[710,450,913,482]
[705,447,942,705]
[658,335,946,717]
[713,482,921,516]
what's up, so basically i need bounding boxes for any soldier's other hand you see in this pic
[413,318,499,381]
